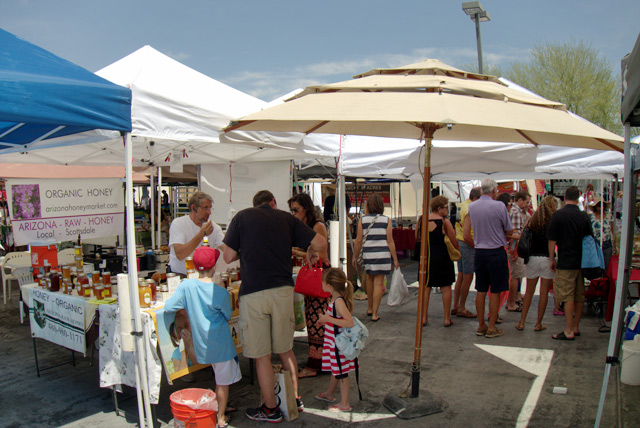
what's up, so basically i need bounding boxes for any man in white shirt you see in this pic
[169,191,224,275]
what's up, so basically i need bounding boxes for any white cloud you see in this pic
[221,46,531,101]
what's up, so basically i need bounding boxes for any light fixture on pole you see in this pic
[461,1,490,74]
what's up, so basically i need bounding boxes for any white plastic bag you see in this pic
[387,268,409,306]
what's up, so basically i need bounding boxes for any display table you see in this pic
[606,255,640,322]
[22,283,99,354]
[392,228,416,252]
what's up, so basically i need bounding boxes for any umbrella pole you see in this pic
[412,125,434,396]
[384,124,445,419]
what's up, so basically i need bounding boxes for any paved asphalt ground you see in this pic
[2,257,639,428]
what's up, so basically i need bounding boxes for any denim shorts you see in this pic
[457,241,475,274]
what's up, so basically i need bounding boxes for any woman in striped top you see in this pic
[352,194,399,322]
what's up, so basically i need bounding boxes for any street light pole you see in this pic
[474,12,483,74]
[462,1,491,74]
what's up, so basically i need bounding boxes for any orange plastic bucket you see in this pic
[170,388,217,428]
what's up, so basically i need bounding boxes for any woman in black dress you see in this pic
[421,196,458,327]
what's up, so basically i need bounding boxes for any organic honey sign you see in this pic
[6,177,124,245]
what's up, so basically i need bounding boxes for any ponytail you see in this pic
[321,267,353,312]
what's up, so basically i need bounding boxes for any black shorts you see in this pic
[474,248,510,294]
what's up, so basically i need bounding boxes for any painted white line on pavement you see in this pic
[475,344,554,428]
[303,407,396,423]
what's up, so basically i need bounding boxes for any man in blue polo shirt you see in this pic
[465,179,513,338]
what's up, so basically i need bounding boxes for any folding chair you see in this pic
[585,276,610,327]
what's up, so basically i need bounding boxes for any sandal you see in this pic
[315,393,337,403]
[451,308,458,316]
[456,309,477,318]
[552,331,575,341]
[328,404,352,412]
[298,368,318,378]
[444,320,453,327]
[534,324,547,332]
[515,322,525,331]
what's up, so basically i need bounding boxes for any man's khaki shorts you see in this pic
[554,269,585,303]
[510,256,526,279]
[238,286,294,358]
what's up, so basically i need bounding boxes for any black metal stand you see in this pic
[32,337,75,377]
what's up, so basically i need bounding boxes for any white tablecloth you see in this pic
[98,304,162,404]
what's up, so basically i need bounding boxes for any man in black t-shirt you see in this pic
[223,190,327,423]
[547,186,592,341]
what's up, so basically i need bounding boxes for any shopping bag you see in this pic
[444,234,461,261]
[294,262,330,298]
[293,293,306,331]
[387,268,409,306]
[265,366,299,421]
[581,235,605,280]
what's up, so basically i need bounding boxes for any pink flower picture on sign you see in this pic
[12,184,41,220]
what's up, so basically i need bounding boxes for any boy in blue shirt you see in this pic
[165,246,241,428]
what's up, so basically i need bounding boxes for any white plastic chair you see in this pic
[2,252,31,304]
[13,266,34,324]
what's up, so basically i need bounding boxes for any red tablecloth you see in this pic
[606,255,640,321]
[392,228,416,251]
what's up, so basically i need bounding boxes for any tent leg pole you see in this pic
[594,123,634,427]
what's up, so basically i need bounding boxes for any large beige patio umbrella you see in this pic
[225,59,624,417]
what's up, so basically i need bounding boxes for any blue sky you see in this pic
[1,0,639,102]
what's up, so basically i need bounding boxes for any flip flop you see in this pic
[328,404,352,412]
[456,310,477,318]
[298,368,318,378]
[515,323,525,331]
[372,316,380,322]
[444,320,453,327]
[552,331,575,341]
[574,331,581,337]
[507,307,522,312]
[451,308,458,316]
[315,393,337,403]
[534,324,547,332]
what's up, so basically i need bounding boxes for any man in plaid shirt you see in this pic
[507,191,531,312]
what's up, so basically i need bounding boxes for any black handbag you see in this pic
[517,225,533,263]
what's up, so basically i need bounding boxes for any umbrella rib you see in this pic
[516,130,539,146]
[596,138,624,153]
[305,121,329,135]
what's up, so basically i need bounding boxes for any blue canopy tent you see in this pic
[0,28,131,148]
[0,29,153,428]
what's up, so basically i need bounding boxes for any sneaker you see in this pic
[245,404,283,423]
[296,397,304,412]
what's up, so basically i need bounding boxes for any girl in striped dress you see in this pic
[316,268,355,412]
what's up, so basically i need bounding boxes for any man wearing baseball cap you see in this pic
[164,246,239,428]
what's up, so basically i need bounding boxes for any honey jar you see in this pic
[138,280,152,308]
[185,256,194,271]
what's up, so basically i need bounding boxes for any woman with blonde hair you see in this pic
[421,195,459,327]
[352,194,399,322]
[515,195,558,332]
